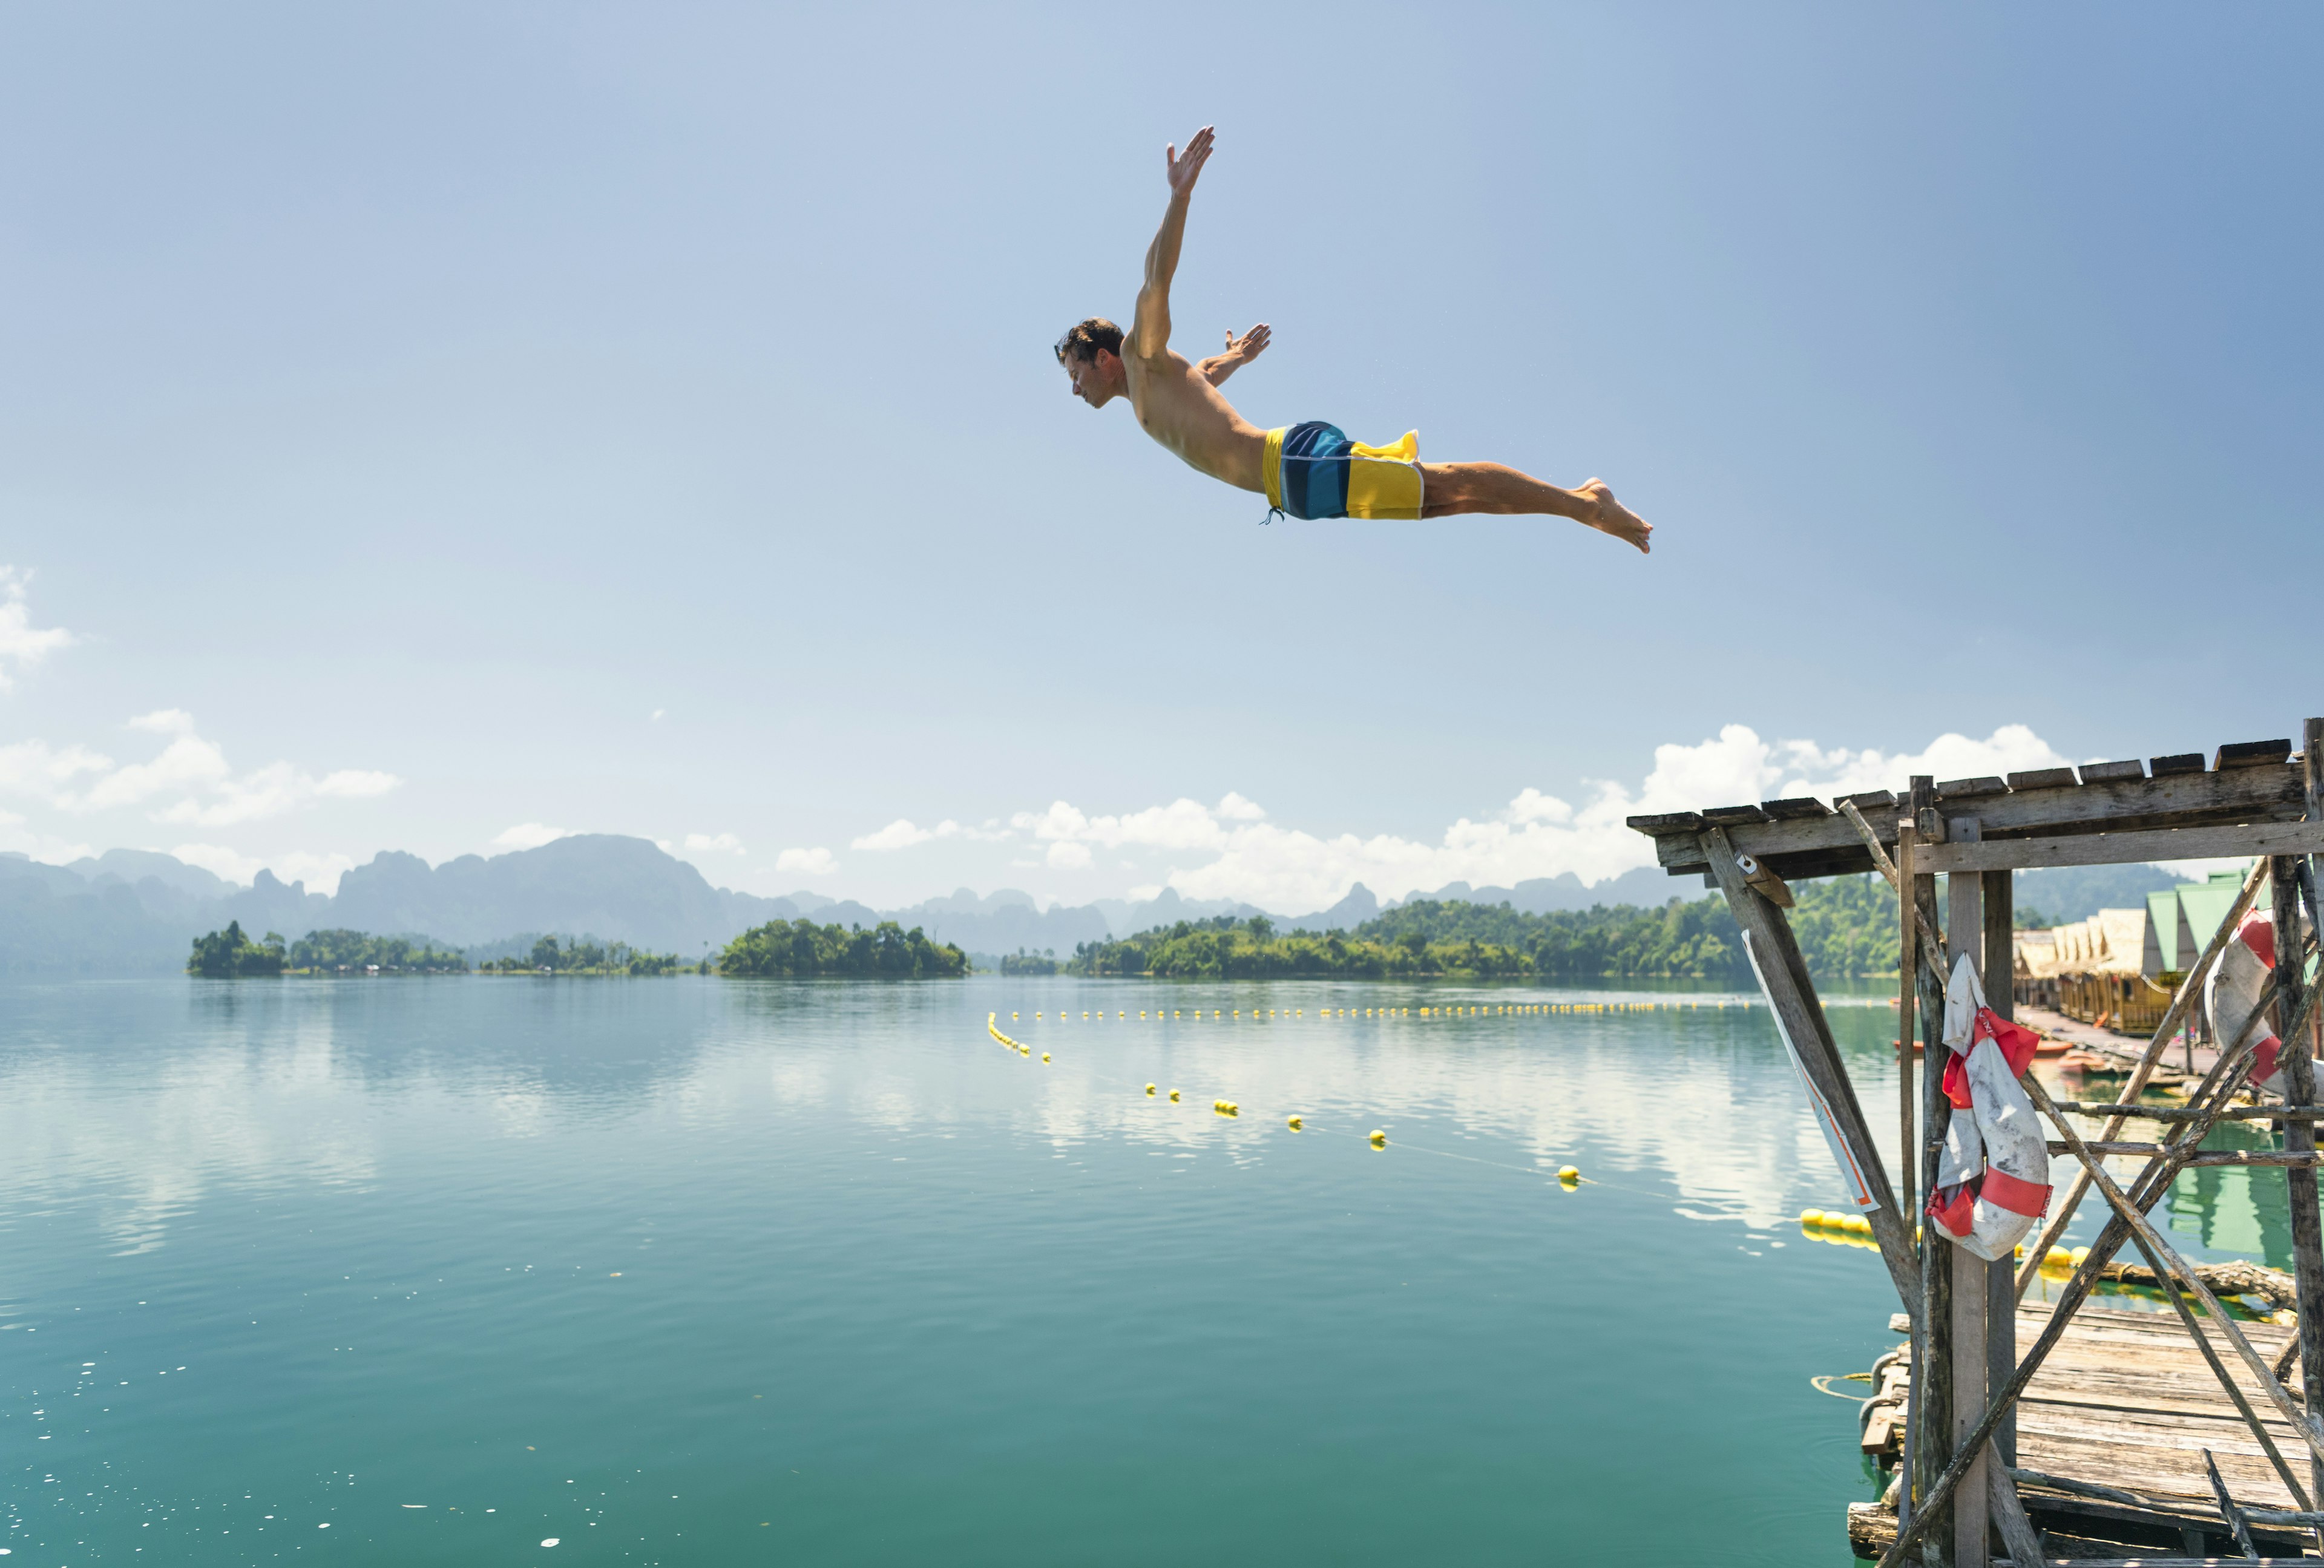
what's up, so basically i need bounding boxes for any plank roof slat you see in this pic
[2079,760,2146,784]
[1623,811,1701,834]
[1759,797,1833,820]
[2148,753,2204,778]
[2216,738,2293,770]
[1936,775,2008,799]
[1699,804,1771,825]
[2007,767,2080,791]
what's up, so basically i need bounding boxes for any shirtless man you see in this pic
[1055,125,1652,551]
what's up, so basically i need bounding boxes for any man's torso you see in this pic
[1125,348,1266,494]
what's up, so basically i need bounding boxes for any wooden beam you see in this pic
[1915,818,2324,874]
[1637,762,2306,870]
[2284,724,2324,1518]
[1696,825,1923,1327]
[1911,779,1954,1563]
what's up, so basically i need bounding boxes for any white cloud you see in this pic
[128,708,197,736]
[493,822,571,850]
[683,832,746,855]
[157,763,399,827]
[0,739,113,793]
[775,846,836,878]
[7,712,402,828]
[852,817,965,851]
[70,734,232,812]
[0,566,72,689]
[1011,797,1231,852]
[965,723,2077,914]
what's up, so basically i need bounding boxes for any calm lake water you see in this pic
[0,977,2291,1565]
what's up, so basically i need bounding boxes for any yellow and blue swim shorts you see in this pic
[1262,422,1423,521]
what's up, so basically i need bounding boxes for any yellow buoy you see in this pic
[1041,1052,1051,1063]
[1558,1165,1580,1181]
[1799,1209,1825,1225]
[1368,1129,1387,1147]
[1287,1116,1302,1130]
[1145,1083,1157,1096]
[1168,1089,1180,1101]
[1011,1012,1019,1021]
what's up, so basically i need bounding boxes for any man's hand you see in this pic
[1198,323,1270,388]
[1223,323,1269,364]
[1166,125,1214,199]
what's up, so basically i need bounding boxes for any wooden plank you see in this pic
[1760,796,1834,819]
[2220,740,2294,770]
[1916,819,2324,875]
[1939,776,2009,799]
[1700,804,1770,825]
[1638,763,2305,868]
[2081,760,2148,783]
[2153,753,2207,778]
[2007,768,2080,791]
[1842,789,1900,811]
[1623,810,1702,833]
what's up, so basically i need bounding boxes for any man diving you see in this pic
[1055,125,1652,551]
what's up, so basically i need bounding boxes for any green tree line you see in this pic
[718,919,967,978]
[482,935,689,975]
[188,920,286,977]
[291,928,468,973]
[1066,876,1907,982]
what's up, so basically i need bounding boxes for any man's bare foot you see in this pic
[1578,479,1652,554]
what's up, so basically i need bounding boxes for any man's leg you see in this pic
[1418,462,1652,553]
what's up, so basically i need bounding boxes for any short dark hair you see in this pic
[1054,317,1122,364]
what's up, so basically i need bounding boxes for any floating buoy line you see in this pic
[986,1012,1598,1188]
[992,1000,1751,1026]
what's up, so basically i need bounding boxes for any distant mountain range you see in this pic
[0,835,2188,975]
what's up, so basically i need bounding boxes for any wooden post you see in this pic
[1947,816,1990,1568]
[1910,778,1954,1564]
[1899,820,1919,1224]
[2286,718,2324,1505]
[1896,815,1919,1538]
[1980,859,2016,1475]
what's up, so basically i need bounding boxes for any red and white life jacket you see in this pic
[2207,906,2314,1092]
[1928,953,2053,1261]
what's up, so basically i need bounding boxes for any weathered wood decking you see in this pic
[1853,1302,2315,1560]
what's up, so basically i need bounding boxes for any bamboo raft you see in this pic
[1851,1302,2316,1560]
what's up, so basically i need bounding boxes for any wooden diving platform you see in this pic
[1852,1302,2316,1560]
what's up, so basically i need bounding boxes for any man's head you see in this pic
[1054,317,1126,407]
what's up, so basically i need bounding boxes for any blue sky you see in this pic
[2,4,2317,909]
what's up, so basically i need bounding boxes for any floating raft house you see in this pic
[1626,726,2324,1567]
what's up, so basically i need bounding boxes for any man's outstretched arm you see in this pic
[1195,323,1270,387]
[1128,125,1214,360]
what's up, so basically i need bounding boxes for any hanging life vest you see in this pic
[2205,907,2311,1092]
[1927,953,2053,1261]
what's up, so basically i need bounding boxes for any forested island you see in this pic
[1068,876,1928,982]
[718,917,967,977]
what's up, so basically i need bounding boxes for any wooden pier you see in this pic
[1626,726,2324,1566]
[1852,1302,2314,1560]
